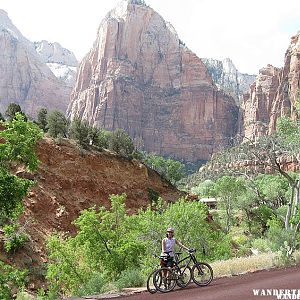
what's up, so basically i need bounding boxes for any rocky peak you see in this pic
[34,40,78,87]
[67,1,239,163]
[202,57,256,105]
[0,10,71,116]
[34,40,78,67]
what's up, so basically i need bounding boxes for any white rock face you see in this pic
[34,40,78,67]
[34,40,78,87]
[0,9,71,116]
[202,57,256,104]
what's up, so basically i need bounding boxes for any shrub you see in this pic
[0,261,27,300]
[116,269,144,289]
[76,272,106,296]
[109,128,134,157]
[3,223,29,253]
[47,111,68,138]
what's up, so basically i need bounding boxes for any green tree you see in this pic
[37,108,48,132]
[69,118,90,148]
[47,110,68,138]
[94,129,112,150]
[109,128,134,157]
[0,113,42,220]
[214,176,246,233]
[142,153,185,184]
[5,103,26,122]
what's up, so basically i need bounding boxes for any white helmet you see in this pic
[167,227,175,233]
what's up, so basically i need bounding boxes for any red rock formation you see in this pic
[242,31,300,139]
[269,32,300,132]
[241,65,280,139]
[67,1,238,162]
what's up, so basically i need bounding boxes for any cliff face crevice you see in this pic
[67,0,239,163]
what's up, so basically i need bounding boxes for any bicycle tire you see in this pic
[146,269,159,294]
[191,262,213,286]
[176,265,191,288]
[153,267,176,293]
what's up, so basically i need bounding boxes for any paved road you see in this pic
[119,266,300,300]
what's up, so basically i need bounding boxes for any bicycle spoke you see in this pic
[153,267,176,293]
[192,262,213,286]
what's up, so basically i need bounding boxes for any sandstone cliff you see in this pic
[67,0,239,163]
[0,10,71,116]
[1,138,183,284]
[241,65,281,139]
[202,58,256,105]
[242,31,300,139]
[269,31,300,132]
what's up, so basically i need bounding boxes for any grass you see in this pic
[211,250,300,278]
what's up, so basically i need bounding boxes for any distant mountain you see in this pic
[0,10,71,116]
[202,58,256,104]
[34,40,78,87]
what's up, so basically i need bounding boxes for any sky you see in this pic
[1,0,300,75]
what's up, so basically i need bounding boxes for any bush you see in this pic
[47,111,68,138]
[109,129,134,157]
[116,269,144,289]
[0,261,27,300]
[76,272,106,296]
[3,223,29,253]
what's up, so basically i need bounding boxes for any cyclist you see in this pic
[161,227,190,268]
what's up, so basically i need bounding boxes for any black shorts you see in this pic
[160,257,174,268]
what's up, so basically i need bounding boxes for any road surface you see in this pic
[120,266,300,300]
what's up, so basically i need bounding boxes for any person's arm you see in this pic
[176,239,189,251]
[162,238,166,253]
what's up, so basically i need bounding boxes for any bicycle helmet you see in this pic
[167,227,175,232]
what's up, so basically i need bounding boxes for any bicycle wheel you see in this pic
[146,269,160,294]
[153,267,176,293]
[191,262,213,286]
[176,265,191,288]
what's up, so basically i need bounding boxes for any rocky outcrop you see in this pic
[34,40,78,87]
[241,65,281,139]
[269,31,300,132]
[0,10,71,116]
[202,58,256,105]
[67,0,239,162]
[242,31,300,139]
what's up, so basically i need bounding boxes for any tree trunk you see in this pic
[285,186,295,230]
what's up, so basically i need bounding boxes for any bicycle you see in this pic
[153,249,213,293]
[146,251,190,293]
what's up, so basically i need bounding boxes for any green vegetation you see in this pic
[45,194,230,297]
[0,113,42,299]
[141,152,186,184]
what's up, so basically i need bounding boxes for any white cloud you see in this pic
[1,0,300,74]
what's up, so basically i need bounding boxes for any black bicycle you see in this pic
[146,252,190,293]
[153,249,213,293]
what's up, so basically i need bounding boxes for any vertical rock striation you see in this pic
[67,0,239,162]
